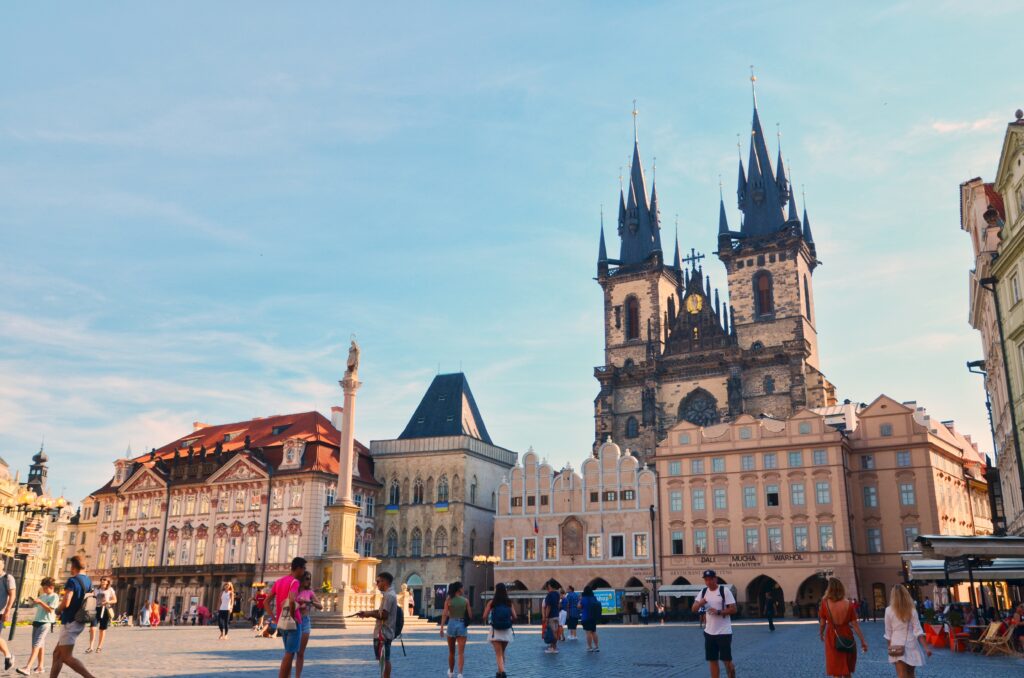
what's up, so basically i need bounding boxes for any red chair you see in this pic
[949,626,970,652]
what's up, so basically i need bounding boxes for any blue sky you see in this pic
[2,1,1021,503]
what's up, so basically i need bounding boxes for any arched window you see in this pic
[412,478,424,505]
[625,296,640,340]
[424,529,433,556]
[435,528,448,556]
[763,376,775,395]
[803,275,812,320]
[753,271,774,317]
[437,476,450,503]
[410,529,423,558]
[678,388,721,427]
[470,476,477,504]
[386,529,398,557]
[625,416,640,438]
[469,529,476,555]
[389,479,400,505]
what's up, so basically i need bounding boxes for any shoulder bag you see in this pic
[277,598,297,632]
[825,600,856,653]
[887,615,912,658]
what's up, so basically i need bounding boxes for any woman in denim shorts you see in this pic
[295,572,322,678]
[439,581,472,678]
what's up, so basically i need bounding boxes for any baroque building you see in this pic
[78,410,379,619]
[594,93,835,461]
[370,373,516,617]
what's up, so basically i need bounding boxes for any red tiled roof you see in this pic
[984,183,1006,221]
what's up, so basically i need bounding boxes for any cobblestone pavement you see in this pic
[5,619,1021,677]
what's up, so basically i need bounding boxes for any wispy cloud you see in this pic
[929,118,1000,135]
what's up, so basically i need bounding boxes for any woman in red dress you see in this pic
[818,578,868,678]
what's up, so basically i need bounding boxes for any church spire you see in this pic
[598,207,608,267]
[787,190,800,223]
[802,188,815,244]
[719,187,730,235]
[673,221,681,269]
[775,125,791,203]
[736,72,787,237]
[616,102,660,266]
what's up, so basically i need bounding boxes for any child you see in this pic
[17,577,59,675]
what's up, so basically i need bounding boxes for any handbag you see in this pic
[887,616,912,658]
[277,599,297,632]
[825,600,856,653]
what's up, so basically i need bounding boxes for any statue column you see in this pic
[336,373,359,504]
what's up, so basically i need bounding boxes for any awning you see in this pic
[657,584,737,599]
[480,590,549,601]
[914,535,1024,559]
[907,559,1024,582]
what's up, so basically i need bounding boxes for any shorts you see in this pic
[446,619,467,637]
[567,616,579,630]
[546,618,559,643]
[57,621,85,647]
[280,628,301,654]
[90,610,110,630]
[300,615,311,635]
[582,619,597,632]
[558,610,567,626]
[31,622,49,649]
[374,637,392,661]
[704,632,733,662]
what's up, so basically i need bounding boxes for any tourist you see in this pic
[1008,603,1024,651]
[138,604,149,627]
[763,591,775,632]
[217,582,235,640]
[923,598,933,612]
[818,578,867,678]
[440,581,471,678]
[483,582,516,678]
[858,597,869,622]
[640,602,649,625]
[49,555,97,678]
[0,559,17,670]
[557,588,568,639]
[265,557,306,678]
[357,571,398,678]
[692,569,736,678]
[541,579,560,654]
[580,585,600,652]
[252,586,269,634]
[564,586,580,639]
[884,584,930,677]
[85,578,116,653]
[149,600,161,627]
[17,577,59,675]
[295,571,322,678]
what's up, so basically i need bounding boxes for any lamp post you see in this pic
[2,489,68,640]
[967,359,1008,535]
[648,505,659,607]
[472,554,500,601]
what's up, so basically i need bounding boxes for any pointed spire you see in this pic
[598,207,608,264]
[802,187,815,243]
[737,70,786,236]
[736,142,747,209]
[714,288,721,317]
[775,125,790,202]
[719,186,730,235]
[788,191,800,223]
[673,220,681,269]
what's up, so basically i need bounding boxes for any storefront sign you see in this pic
[593,588,622,615]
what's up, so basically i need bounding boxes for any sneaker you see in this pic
[5,655,14,671]
[84,648,93,654]
[16,669,29,676]
[593,648,600,652]
[458,674,464,678]
[448,671,454,677]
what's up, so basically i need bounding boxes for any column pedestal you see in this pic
[323,501,380,627]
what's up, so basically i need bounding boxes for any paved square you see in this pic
[6,619,1021,677]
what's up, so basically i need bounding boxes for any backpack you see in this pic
[491,604,513,630]
[590,597,603,621]
[73,576,98,625]
[394,605,404,638]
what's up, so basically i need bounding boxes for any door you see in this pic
[412,588,422,616]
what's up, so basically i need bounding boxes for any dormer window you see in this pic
[272,425,290,436]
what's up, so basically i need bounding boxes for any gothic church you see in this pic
[594,93,836,460]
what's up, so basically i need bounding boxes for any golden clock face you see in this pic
[685,294,703,314]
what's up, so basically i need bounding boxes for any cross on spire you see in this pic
[682,248,705,267]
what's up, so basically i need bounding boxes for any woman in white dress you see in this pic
[884,585,931,677]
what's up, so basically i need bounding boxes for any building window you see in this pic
[743,486,756,508]
[523,538,537,561]
[692,488,706,511]
[195,538,207,565]
[739,427,752,440]
[434,528,448,555]
[228,537,240,563]
[671,531,684,555]
[603,491,617,502]
[896,450,911,467]
[798,421,812,435]
[625,296,640,340]
[744,527,759,553]
[763,453,777,470]
[815,481,832,504]
[713,488,727,510]
[621,489,635,501]
[326,488,336,507]
[880,423,893,437]
[179,540,190,565]
[588,535,602,559]
[819,525,835,551]
[412,479,424,504]
[104,503,113,520]
[753,271,774,317]
[767,527,782,552]
[588,492,598,503]
[511,497,523,507]
[813,449,827,465]
[678,433,691,444]
[249,491,260,511]
[389,480,400,505]
[711,457,725,473]
[867,528,882,554]
[541,494,551,505]
[470,477,477,504]
[861,455,875,470]
[668,461,682,476]
[610,534,625,558]
[863,486,878,508]
[527,496,536,507]
[788,451,803,467]
[170,496,181,516]
[763,376,775,394]
[899,483,916,505]
[691,459,705,475]
[289,487,302,508]
[804,274,812,319]
[669,491,683,512]
[741,455,755,471]
[410,529,422,557]
[714,528,729,554]
[387,531,400,557]
[544,537,558,560]
[1012,274,1021,304]
[692,528,708,554]
[791,483,806,506]
[214,537,225,564]
[437,476,449,503]
[625,417,640,438]
[766,485,780,507]
[365,495,375,516]
[903,526,920,551]
[793,525,809,552]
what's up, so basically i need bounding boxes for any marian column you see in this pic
[325,340,379,617]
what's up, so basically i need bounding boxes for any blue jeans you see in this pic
[280,629,301,654]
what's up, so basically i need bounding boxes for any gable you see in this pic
[119,466,166,494]
[206,454,268,485]
[858,394,913,418]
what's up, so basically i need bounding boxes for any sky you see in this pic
[2,1,1022,504]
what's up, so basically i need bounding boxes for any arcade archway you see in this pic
[746,575,784,618]
[795,574,827,618]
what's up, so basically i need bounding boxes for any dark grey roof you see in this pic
[398,373,493,444]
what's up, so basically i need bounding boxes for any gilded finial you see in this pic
[736,133,742,158]
[801,183,806,204]
[776,123,782,153]
[652,156,656,184]
[750,65,757,106]
[632,99,639,141]
[618,166,623,191]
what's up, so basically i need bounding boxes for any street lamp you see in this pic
[472,554,500,599]
[967,359,1009,535]
[2,491,69,640]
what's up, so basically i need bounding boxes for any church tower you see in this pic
[26,442,48,495]
[716,85,834,414]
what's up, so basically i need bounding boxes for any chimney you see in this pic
[193,421,210,431]
[331,406,344,432]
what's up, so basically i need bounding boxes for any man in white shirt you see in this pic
[691,569,736,678]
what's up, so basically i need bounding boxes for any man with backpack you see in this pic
[358,571,399,678]
[563,586,580,640]
[691,570,736,678]
[50,556,97,678]
[541,579,560,654]
[0,559,17,670]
